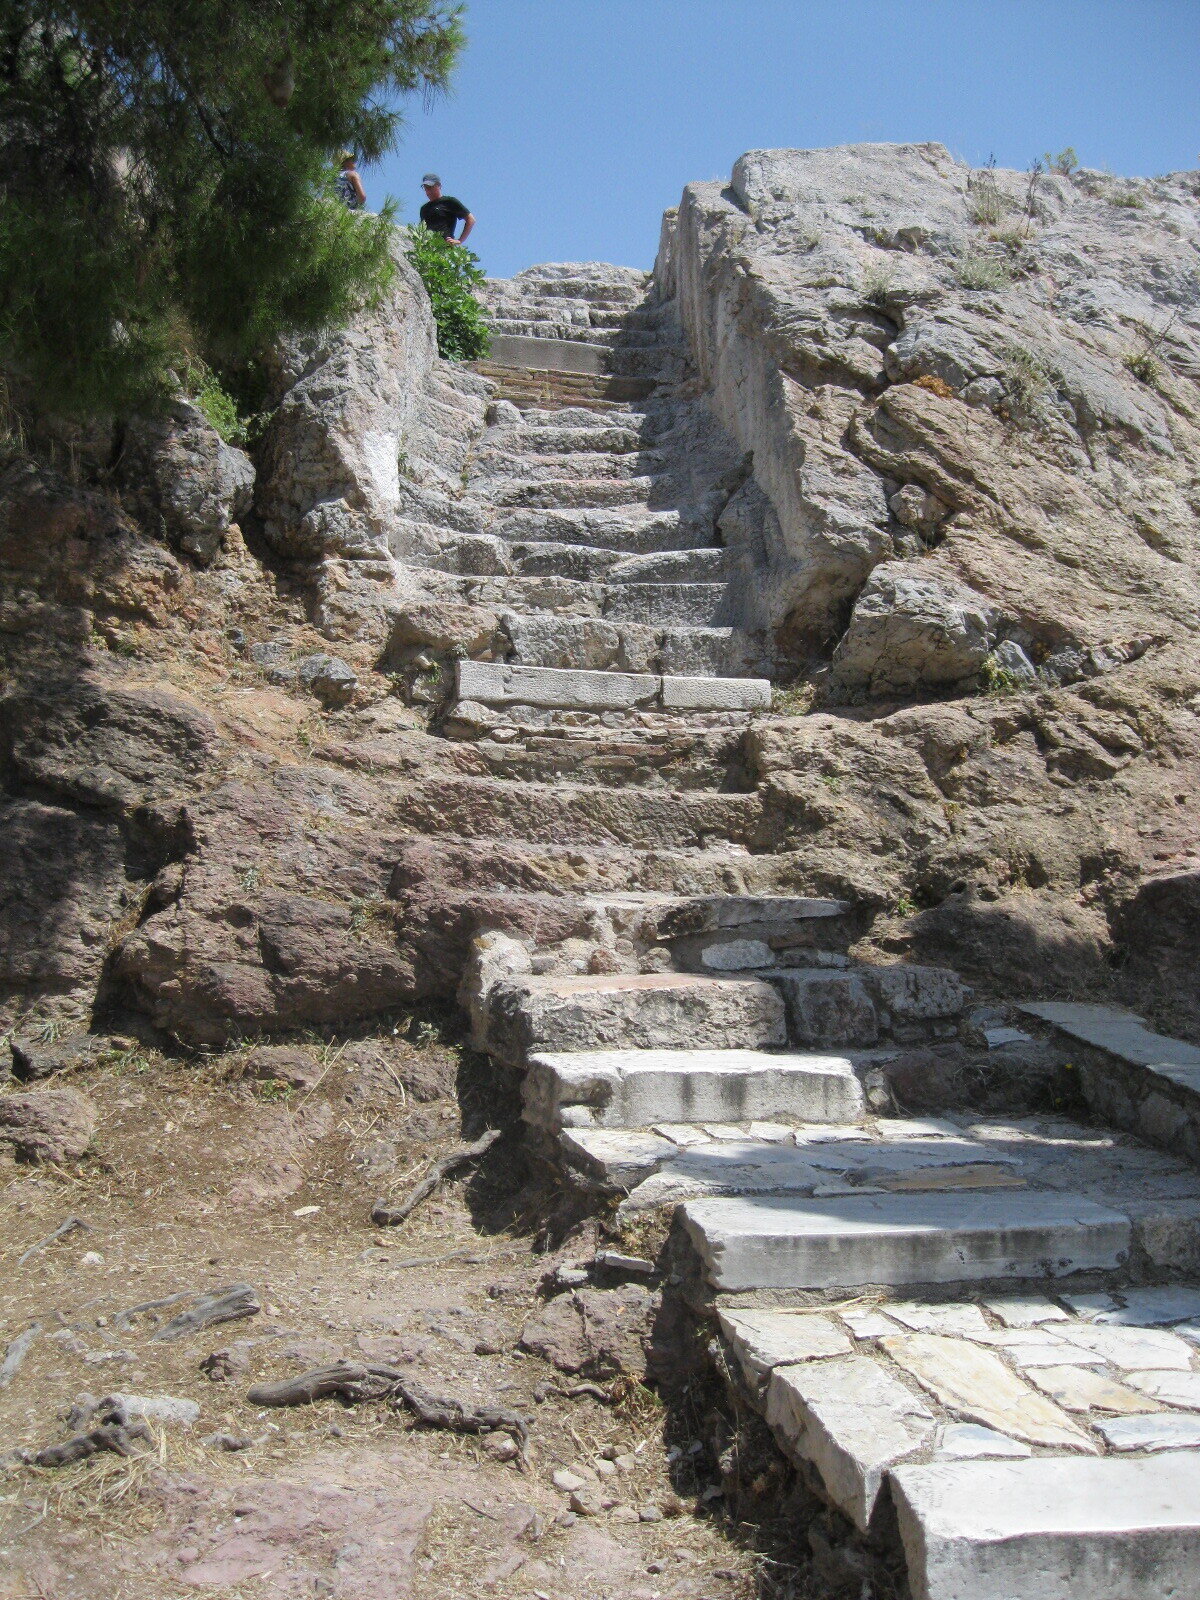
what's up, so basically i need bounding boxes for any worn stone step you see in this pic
[524,1047,866,1132]
[891,1455,1200,1600]
[504,540,625,582]
[603,582,733,626]
[490,473,668,510]
[487,270,649,303]
[512,406,655,432]
[486,317,664,349]
[498,423,648,455]
[455,660,771,715]
[607,548,730,584]
[680,1190,1133,1295]
[498,614,770,678]
[392,774,767,850]
[480,972,788,1065]
[467,729,749,791]
[493,506,698,554]
[387,833,818,904]
[471,362,658,408]
[472,448,665,485]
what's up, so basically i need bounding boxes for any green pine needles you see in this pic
[0,2,465,419]
[405,224,491,361]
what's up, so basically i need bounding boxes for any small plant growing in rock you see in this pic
[912,374,957,400]
[1123,349,1164,386]
[1108,187,1146,209]
[998,343,1058,422]
[966,158,1013,227]
[893,892,918,917]
[978,653,1022,695]
[1043,147,1079,176]
[956,252,1014,291]
[771,682,816,716]
[861,265,894,308]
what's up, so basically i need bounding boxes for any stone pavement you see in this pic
[444,263,1200,1597]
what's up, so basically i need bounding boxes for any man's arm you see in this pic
[350,173,367,207]
[457,211,476,243]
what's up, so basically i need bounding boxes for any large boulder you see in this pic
[120,399,254,566]
[832,562,995,695]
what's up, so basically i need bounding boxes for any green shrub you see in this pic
[1043,147,1079,176]
[861,265,894,309]
[1123,349,1163,387]
[1109,189,1146,209]
[405,224,491,361]
[979,653,1022,695]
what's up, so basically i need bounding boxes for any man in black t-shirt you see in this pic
[419,174,475,244]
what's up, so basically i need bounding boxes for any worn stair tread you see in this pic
[1020,1001,1200,1074]
[455,660,771,713]
[524,1046,866,1131]
[891,1454,1200,1600]
[680,1189,1134,1293]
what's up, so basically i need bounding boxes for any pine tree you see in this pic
[0,2,465,417]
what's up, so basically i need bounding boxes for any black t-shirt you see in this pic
[420,196,470,237]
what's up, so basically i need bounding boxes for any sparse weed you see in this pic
[771,682,816,716]
[348,894,388,937]
[979,653,1022,695]
[1123,349,1164,387]
[861,265,894,308]
[1109,188,1146,210]
[893,892,918,917]
[966,158,1013,228]
[998,343,1057,422]
[820,773,842,792]
[956,252,1014,292]
[238,866,260,892]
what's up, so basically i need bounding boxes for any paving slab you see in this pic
[660,674,771,710]
[1026,1363,1158,1414]
[523,1047,864,1131]
[457,659,659,711]
[1055,1321,1196,1371]
[718,1309,851,1388]
[984,1295,1070,1327]
[765,1355,934,1530]
[892,1453,1200,1600]
[1095,1412,1200,1451]
[1127,1369,1200,1409]
[1069,1286,1200,1327]
[884,1303,992,1338]
[679,1190,1132,1293]
[935,1423,1031,1460]
[879,1333,1095,1450]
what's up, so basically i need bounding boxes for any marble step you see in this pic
[524,1047,866,1133]
[498,540,732,585]
[454,660,771,715]
[498,423,648,454]
[391,774,766,850]
[485,274,649,304]
[511,406,656,432]
[478,971,787,1066]
[680,1189,1133,1295]
[893,1455,1200,1600]
[435,572,735,627]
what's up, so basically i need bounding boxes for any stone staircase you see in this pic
[423,261,1200,1598]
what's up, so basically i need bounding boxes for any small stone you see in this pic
[1096,1413,1200,1452]
[595,1458,616,1479]
[937,1423,1032,1460]
[614,1453,638,1473]
[552,1468,586,1494]
[639,1504,664,1522]
[296,652,357,705]
[484,1433,520,1462]
[203,1431,254,1451]
[660,1491,684,1517]
[700,940,773,971]
[610,1505,640,1524]
[569,1486,604,1516]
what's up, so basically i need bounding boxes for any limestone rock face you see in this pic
[832,563,995,694]
[120,399,254,566]
[660,142,1200,685]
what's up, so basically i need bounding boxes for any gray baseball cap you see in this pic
[421,173,440,186]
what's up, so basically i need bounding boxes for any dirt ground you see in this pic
[0,1020,809,1600]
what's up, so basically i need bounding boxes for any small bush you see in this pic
[405,224,491,361]
[1109,189,1146,210]
[999,343,1056,421]
[180,359,263,447]
[956,252,1014,291]
[1043,147,1079,176]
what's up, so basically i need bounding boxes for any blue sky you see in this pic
[374,0,1200,279]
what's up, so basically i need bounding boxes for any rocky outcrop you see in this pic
[659,143,1200,688]
[119,400,254,566]
[832,563,995,694]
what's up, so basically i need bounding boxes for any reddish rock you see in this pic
[0,1086,97,1163]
